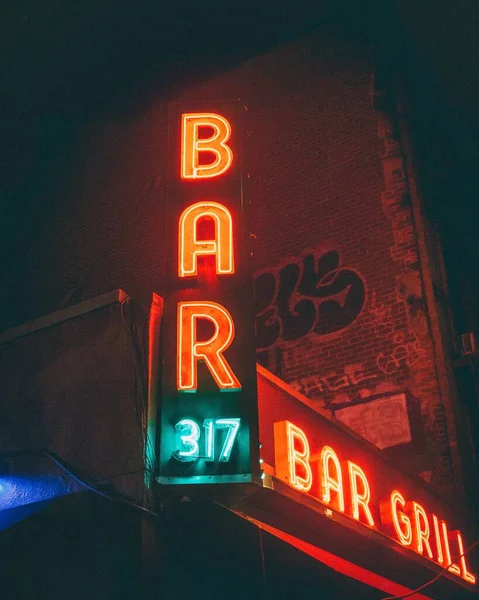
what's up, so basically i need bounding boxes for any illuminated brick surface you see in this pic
[18,33,453,492]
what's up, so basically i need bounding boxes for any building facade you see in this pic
[2,23,478,600]
[9,31,465,493]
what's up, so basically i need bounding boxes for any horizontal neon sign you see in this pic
[273,420,476,585]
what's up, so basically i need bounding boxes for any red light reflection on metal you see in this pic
[244,517,434,600]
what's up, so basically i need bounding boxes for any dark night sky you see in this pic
[1,0,479,328]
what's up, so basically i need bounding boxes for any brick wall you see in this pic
[16,31,454,492]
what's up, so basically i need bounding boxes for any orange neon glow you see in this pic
[456,531,476,584]
[442,521,461,576]
[320,446,345,513]
[177,301,241,391]
[389,491,413,546]
[348,462,374,527]
[432,514,444,564]
[274,421,312,492]
[178,201,234,277]
[412,502,433,559]
[286,422,313,492]
[181,113,233,179]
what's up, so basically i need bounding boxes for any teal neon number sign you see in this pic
[173,419,201,462]
[173,418,241,463]
[203,419,215,462]
[215,419,241,462]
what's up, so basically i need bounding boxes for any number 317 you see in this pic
[173,418,241,463]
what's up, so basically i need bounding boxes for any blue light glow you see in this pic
[0,475,78,531]
[0,475,75,511]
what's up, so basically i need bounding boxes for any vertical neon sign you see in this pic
[157,103,259,485]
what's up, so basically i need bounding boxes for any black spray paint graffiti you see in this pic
[254,248,366,350]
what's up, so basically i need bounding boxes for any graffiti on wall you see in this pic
[254,247,367,351]
[369,292,427,375]
[290,363,378,404]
